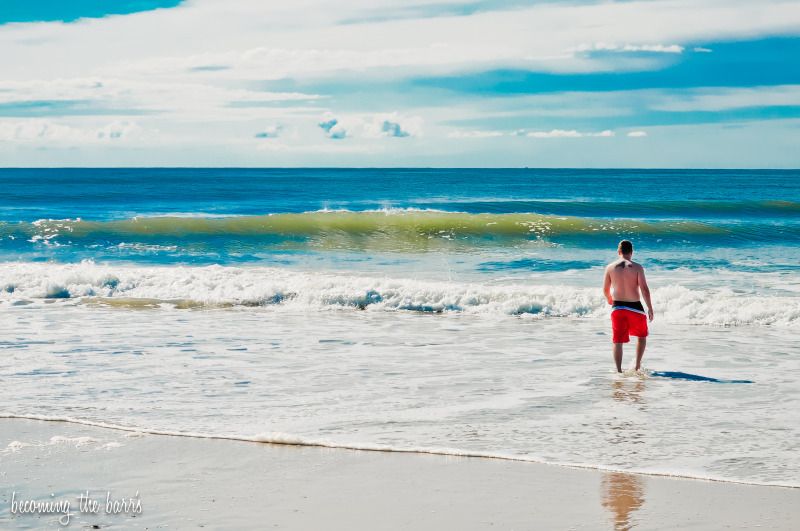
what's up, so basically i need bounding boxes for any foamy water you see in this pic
[1,264,799,486]
[1,168,798,488]
[1,262,799,326]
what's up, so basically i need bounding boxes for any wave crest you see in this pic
[1,262,798,326]
[3,211,726,239]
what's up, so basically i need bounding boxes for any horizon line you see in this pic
[1,166,798,171]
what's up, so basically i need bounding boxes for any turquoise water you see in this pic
[1,168,799,267]
[1,168,798,486]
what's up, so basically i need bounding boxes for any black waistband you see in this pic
[613,300,644,312]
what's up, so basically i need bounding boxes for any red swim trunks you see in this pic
[611,306,649,343]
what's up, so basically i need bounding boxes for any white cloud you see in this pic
[0,119,149,143]
[448,128,619,138]
[76,0,795,83]
[0,0,798,165]
[3,0,799,82]
[527,129,580,138]
[527,129,615,138]
[254,124,282,138]
[379,120,410,138]
[318,114,347,139]
[255,140,376,154]
[448,130,504,139]
[693,47,713,53]
[650,85,800,112]
[364,113,422,138]
[0,78,322,118]
[627,131,648,137]
[573,42,684,54]
[95,120,144,140]
[319,112,421,140]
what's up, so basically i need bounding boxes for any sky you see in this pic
[1,0,799,168]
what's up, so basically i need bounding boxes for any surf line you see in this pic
[2,413,795,489]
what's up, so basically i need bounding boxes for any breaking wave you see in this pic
[1,262,798,326]
[0,211,733,242]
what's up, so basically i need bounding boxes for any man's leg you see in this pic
[635,337,646,371]
[613,343,623,373]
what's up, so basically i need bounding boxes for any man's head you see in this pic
[618,239,633,258]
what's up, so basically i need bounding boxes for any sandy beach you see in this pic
[1,418,798,529]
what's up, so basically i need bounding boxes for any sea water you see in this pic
[0,168,798,486]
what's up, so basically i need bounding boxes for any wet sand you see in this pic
[1,418,798,529]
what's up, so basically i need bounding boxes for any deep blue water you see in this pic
[1,168,799,220]
[1,168,798,267]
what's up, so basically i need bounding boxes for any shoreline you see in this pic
[2,418,798,529]
[3,414,797,490]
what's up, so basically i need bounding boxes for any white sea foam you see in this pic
[5,440,34,453]
[0,262,798,326]
[0,432,115,455]
[3,301,798,487]
[49,435,102,447]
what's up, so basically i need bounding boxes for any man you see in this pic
[602,240,654,373]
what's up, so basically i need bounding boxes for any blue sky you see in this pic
[0,1,182,24]
[0,0,799,167]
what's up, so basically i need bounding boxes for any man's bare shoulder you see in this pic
[606,259,637,270]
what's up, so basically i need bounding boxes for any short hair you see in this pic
[618,240,633,255]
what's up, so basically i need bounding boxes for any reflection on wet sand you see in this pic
[611,378,646,405]
[602,472,645,531]
[603,377,647,528]
[607,378,648,447]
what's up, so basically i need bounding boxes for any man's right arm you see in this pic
[638,266,654,321]
[603,268,613,305]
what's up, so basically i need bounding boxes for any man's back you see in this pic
[603,240,654,372]
[606,259,644,302]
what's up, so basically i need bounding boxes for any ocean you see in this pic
[1,168,798,487]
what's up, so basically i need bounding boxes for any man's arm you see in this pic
[638,266,654,321]
[603,268,613,305]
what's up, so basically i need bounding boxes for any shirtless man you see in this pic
[602,240,654,372]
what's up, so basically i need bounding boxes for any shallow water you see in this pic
[1,302,798,486]
[0,168,798,486]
